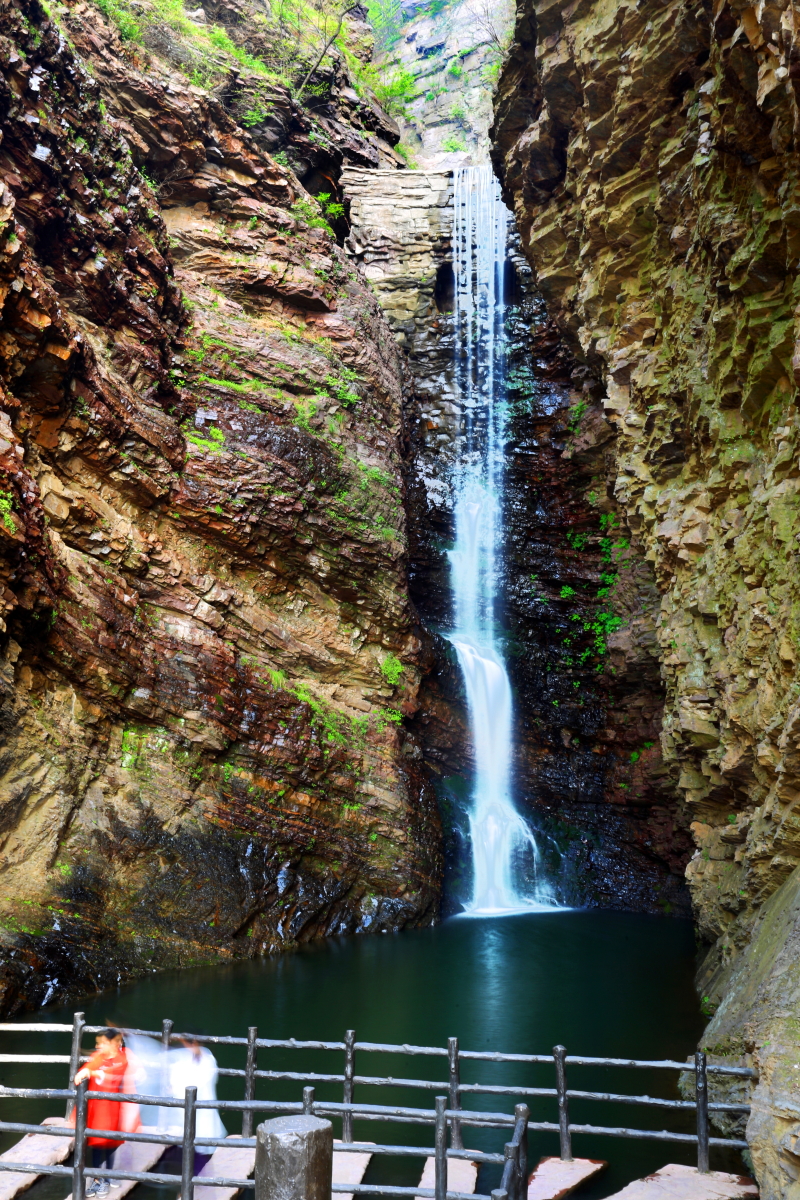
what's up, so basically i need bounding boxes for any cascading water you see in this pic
[448,166,557,916]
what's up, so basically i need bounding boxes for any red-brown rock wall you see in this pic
[0,0,441,1014]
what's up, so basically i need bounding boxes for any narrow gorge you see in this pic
[2,0,800,1189]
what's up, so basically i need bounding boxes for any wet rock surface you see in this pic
[0,0,442,1014]
[492,0,800,1185]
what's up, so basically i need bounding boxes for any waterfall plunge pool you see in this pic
[2,910,746,1200]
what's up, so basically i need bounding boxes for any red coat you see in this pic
[85,1048,128,1147]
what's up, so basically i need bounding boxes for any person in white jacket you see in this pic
[168,1037,227,1174]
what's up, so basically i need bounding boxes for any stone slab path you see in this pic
[527,1157,607,1200]
[416,1155,479,1198]
[0,1117,74,1200]
[333,1140,374,1200]
[600,1164,758,1200]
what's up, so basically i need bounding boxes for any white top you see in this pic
[168,1047,227,1140]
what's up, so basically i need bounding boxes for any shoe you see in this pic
[95,1182,111,1197]
[110,1181,121,1188]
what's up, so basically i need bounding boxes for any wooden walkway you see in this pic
[416,1155,479,1199]
[333,1140,374,1200]
[601,1164,758,1200]
[527,1157,607,1200]
[63,1139,169,1200]
[193,1135,256,1200]
[0,1118,73,1200]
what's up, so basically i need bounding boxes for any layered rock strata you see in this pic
[492,0,800,1186]
[0,0,441,1014]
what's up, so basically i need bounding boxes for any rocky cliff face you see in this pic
[372,0,514,168]
[492,0,800,1187]
[0,0,442,1014]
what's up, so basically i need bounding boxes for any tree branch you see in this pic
[296,3,360,99]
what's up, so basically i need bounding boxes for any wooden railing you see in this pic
[0,1014,756,1199]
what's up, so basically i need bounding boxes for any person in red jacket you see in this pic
[74,1029,129,1198]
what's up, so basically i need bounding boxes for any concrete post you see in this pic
[255,1115,333,1200]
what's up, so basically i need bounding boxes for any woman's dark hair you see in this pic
[99,1028,122,1040]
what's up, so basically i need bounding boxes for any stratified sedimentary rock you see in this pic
[0,0,441,1013]
[492,0,800,1188]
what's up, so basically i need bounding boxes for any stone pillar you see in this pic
[255,1115,333,1200]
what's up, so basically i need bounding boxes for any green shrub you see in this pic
[380,653,403,686]
[0,490,15,533]
[289,197,333,235]
[442,134,467,153]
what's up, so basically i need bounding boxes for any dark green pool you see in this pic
[0,911,744,1200]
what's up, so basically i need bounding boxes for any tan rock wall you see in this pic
[492,0,800,1183]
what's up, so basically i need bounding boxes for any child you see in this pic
[74,1028,128,1197]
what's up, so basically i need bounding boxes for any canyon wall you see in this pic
[0,0,442,1014]
[492,0,800,1187]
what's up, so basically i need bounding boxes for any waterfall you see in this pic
[448,166,556,916]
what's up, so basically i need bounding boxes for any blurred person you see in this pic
[73,1029,128,1197]
[168,1036,226,1174]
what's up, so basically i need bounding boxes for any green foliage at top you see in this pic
[95,0,141,39]
[366,0,403,49]
[380,653,404,686]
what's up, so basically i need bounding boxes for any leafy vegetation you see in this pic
[0,490,15,533]
[186,425,226,453]
[380,653,403,686]
[442,134,468,153]
[289,196,334,236]
[567,399,588,436]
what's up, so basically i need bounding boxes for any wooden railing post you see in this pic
[242,1026,258,1137]
[342,1030,356,1144]
[448,1037,463,1151]
[435,1096,447,1200]
[182,1086,198,1200]
[72,1077,88,1200]
[503,1140,516,1200]
[696,1050,709,1173]
[65,1012,85,1119]
[303,1086,315,1115]
[553,1046,572,1162]
[255,1113,332,1200]
[515,1103,529,1200]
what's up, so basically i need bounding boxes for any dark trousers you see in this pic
[91,1148,114,1171]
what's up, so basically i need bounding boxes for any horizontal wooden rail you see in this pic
[0,1024,757,1078]
[0,1014,755,1187]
